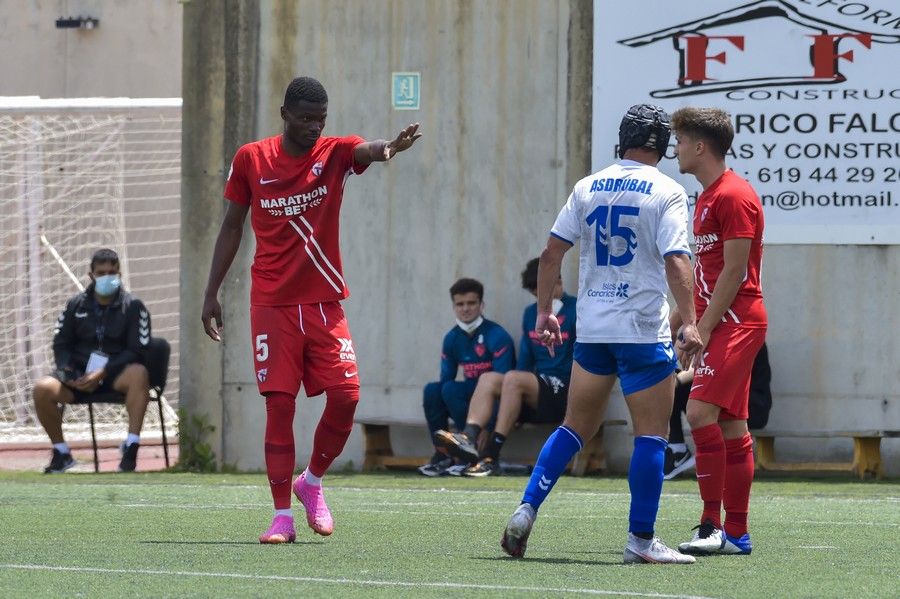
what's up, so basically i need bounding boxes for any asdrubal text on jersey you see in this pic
[589,177,654,195]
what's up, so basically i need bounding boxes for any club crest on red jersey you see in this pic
[311,161,324,177]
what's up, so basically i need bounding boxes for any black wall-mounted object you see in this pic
[55,16,100,30]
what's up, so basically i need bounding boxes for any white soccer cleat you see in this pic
[678,520,725,554]
[501,503,536,558]
[719,532,753,555]
[624,533,696,564]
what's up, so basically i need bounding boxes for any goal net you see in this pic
[0,98,181,445]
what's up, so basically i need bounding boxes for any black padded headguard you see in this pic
[618,104,671,159]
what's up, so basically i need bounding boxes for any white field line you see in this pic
[31,477,900,505]
[105,503,900,527]
[0,564,719,599]
[38,483,900,504]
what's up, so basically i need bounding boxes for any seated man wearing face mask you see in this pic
[32,248,152,473]
[418,278,516,476]
[433,258,576,477]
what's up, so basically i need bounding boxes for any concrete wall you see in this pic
[182,0,593,471]
[182,1,898,476]
[761,245,900,475]
[0,0,181,98]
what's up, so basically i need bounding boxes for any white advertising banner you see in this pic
[593,0,900,244]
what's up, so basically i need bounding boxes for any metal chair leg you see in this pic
[156,394,170,468]
[88,403,99,473]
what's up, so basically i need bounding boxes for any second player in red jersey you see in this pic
[671,107,766,558]
[202,77,421,544]
[692,169,766,328]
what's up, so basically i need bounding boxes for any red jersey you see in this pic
[224,134,368,305]
[692,170,767,328]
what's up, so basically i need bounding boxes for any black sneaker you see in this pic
[417,453,453,477]
[432,430,479,464]
[118,441,140,472]
[663,447,696,480]
[463,457,499,477]
[44,449,75,473]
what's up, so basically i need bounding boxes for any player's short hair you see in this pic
[671,107,734,158]
[449,278,484,302]
[521,258,540,293]
[284,77,328,109]
[618,104,671,159]
[90,248,119,271]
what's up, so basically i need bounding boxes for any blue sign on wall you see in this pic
[392,72,420,110]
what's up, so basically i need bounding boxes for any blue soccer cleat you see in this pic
[720,532,752,555]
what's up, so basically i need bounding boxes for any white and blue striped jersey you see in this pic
[551,160,691,344]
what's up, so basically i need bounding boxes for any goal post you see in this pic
[0,97,181,446]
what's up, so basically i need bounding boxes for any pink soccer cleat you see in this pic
[293,473,334,536]
[259,514,296,544]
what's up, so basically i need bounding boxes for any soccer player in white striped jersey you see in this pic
[501,104,703,564]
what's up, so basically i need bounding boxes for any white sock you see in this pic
[53,442,70,454]
[274,509,293,518]
[669,442,687,453]
[126,433,141,447]
[304,469,322,486]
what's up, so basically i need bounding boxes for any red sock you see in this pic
[307,383,359,478]
[723,433,754,538]
[264,392,296,510]
[691,422,726,528]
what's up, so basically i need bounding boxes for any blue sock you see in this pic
[522,425,583,511]
[628,435,667,536]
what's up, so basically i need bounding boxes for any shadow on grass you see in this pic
[470,554,621,566]
[140,540,325,546]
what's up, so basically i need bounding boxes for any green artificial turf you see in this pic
[0,472,896,598]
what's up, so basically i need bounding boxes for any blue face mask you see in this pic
[94,274,121,297]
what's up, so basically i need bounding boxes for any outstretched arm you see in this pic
[353,123,422,166]
[201,201,250,341]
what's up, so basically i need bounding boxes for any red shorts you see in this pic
[249,302,359,397]
[689,324,766,421]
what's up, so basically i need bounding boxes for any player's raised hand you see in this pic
[535,311,562,357]
[384,123,422,159]
[202,295,224,342]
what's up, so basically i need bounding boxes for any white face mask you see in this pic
[94,274,121,297]
[456,315,484,334]
[552,298,564,315]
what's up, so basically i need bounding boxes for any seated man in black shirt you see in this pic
[32,248,152,473]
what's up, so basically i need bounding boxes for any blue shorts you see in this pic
[574,341,677,396]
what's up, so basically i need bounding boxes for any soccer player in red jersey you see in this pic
[201,77,421,543]
[670,107,767,556]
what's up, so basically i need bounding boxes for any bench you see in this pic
[355,415,628,476]
[752,429,900,480]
